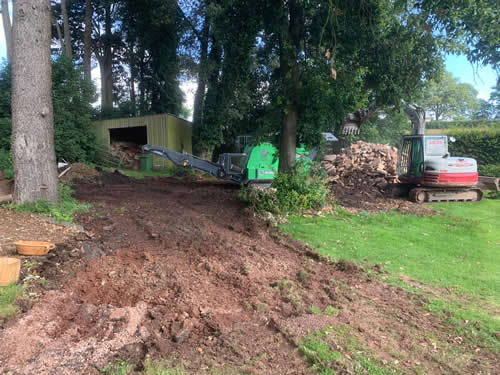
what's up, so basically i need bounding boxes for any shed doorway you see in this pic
[109,126,148,146]
[109,126,148,169]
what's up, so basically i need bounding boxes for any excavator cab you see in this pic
[398,136,424,179]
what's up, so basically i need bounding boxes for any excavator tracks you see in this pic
[409,188,483,203]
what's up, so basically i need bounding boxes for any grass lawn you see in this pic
[281,199,500,347]
[0,284,24,320]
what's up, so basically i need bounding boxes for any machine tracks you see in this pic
[409,187,483,203]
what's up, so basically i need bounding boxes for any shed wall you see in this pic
[92,114,192,169]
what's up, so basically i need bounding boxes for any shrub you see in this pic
[0,57,98,163]
[9,184,90,222]
[0,149,13,179]
[447,128,500,168]
[427,120,500,129]
[478,164,500,177]
[240,161,328,215]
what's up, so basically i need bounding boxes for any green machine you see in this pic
[142,142,316,186]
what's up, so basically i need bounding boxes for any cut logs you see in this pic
[322,141,399,192]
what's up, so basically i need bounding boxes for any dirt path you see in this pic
[0,177,496,374]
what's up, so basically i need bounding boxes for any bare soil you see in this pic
[330,183,436,216]
[0,177,496,374]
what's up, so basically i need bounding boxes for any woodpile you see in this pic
[110,142,142,169]
[322,141,399,191]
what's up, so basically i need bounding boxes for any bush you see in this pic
[240,161,328,215]
[0,149,13,179]
[447,128,500,168]
[0,57,97,163]
[9,184,90,222]
[427,120,500,129]
[478,164,500,177]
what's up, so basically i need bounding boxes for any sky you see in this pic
[0,17,497,110]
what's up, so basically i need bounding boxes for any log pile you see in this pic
[110,142,141,169]
[322,141,399,191]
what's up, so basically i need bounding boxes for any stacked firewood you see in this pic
[110,142,141,169]
[322,141,399,190]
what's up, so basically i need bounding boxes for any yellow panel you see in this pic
[92,114,192,170]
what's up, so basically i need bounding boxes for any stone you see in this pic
[110,308,129,322]
[173,328,191,343]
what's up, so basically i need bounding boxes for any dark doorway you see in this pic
[109,126,148,145]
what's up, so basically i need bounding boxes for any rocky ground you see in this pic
[0,175,496,374]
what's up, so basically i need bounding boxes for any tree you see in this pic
[422,71,480,120]
[1,0,12,64]
[83,0,92,79]
[61,0,72,57]
[488,78,500,118]
[11,0,58,203]
[474,99,496,120]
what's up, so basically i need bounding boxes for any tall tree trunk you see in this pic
[100,3,113,111]
[1,0,12,64]
[192,13,210,129]
[12,0,58,203]
[128,42,136,115]
[54,16,63,48]
[83,0,92,79]
[278,0,303,173]
[60,0,72,57]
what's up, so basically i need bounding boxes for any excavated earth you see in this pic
[0,176,497,374]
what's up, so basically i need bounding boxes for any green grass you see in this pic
[282,200,500,348]
[101,358,187,375]
[299,325,400,375]
[0,284,24,319]
[9,184,90,223]
[118,168,175,179]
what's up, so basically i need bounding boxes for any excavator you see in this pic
[342,103,483,203]
[142,142,316,187]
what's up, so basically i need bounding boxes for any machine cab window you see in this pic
[424,137,447,157]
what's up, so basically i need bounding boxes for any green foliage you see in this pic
[421,71,480,120]
[478,164,500,178]
[0,57,97,163]
[447,128,500,166]
[101,359,133,375]
[486,191,500,200]
[351,109,411,146]
[427,120,500,129]
[9,184,90,223]
[0,149,13,179]
[0,117,11,151]
[299,326,397,375]
[52,56,98,162]
[101,358,187,375]
[143,358,187,375]
[0,284,24,319]
[240,162,328,215]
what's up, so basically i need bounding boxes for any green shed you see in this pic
[92,113,192,169]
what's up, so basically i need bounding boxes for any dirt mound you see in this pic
[60,163,100,183]
[98,169,130,185]
[0,178,495,374]
[322,142,434,215]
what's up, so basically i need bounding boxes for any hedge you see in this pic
[447,128,500,171]
[427,120,500,129]
[478,164,500,177]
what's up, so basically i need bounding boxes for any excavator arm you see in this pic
[142,145,224,178]
[341,101,426,135]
